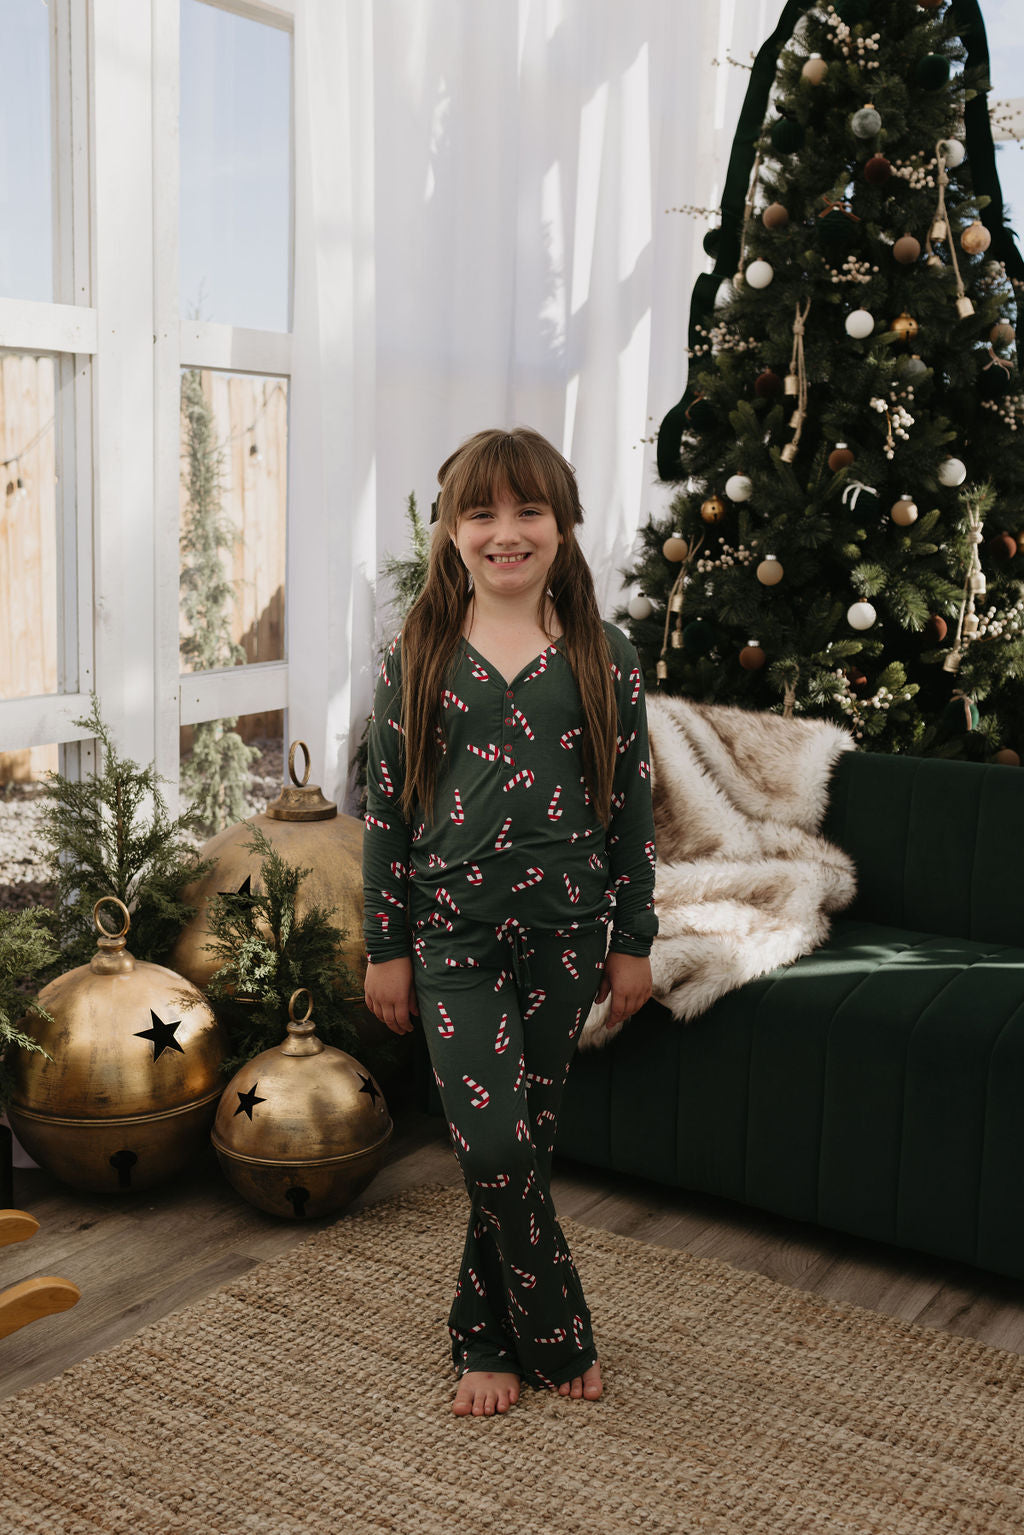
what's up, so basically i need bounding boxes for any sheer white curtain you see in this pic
[291,0,772,805]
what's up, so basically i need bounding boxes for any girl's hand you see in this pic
[364,955,420,1035]
[595,952,652,1029]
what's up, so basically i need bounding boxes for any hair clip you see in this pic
[430,498,439,524]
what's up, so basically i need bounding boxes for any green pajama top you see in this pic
[362,620,658,961]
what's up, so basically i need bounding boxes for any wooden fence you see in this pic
[0,361,288,784]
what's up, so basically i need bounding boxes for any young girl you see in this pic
[362,427,657,1418]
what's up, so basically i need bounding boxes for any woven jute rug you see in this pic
[2,1183,1022,1535]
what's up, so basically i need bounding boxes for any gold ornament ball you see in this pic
[960,221,992,255]
[991,321,1016,348]
[892,312,920,342]
[828,443,855,472]
[756,557,784,586]
[762,202,790,230]
[890,495,919,526]
[993,749,1022,766]
[662,535,689,562]
[700,494,727,524]
[802,53,828,84]
[893,235,922,264]
[739,643,767,670]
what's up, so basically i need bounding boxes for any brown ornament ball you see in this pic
[762,202,790,230]
[846,668,869,693]
[890,495,919,526]
[863,154,892,185]
[893,235,922,264]
[802,54,828,84]
[993,748,1022,766]
[700,494,727,524]
[988,531,1018,561]
[991,321,1016,348]
[961,221,992,255]
[755,368,783,397]
[739,643,767,671]
[828,443,855,471]
[662,535,689,562]
[892,312,920,342]
[756,557,784,586]
[923,614,948,643]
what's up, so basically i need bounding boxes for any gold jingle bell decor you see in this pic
[8,899,227,1193]
[892,313,920,343]
[212,989,393,1219]
[700,494,726,524]
[171,742,365,993]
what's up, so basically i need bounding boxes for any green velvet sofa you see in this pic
[555,749,1024,1282]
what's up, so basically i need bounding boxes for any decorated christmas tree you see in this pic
[628,0,1024,759]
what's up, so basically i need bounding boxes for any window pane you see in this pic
[0,0,54,301]
[179,708,283,839]
[179,0,292,330]
[984,0,1024,103]
[0,355,59,701]
[996,140,1024,230]
[0,741,56,916]
[179,368,287,673]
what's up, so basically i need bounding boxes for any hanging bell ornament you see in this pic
[784,371,801,396]
[8,899,228,1193]
[929,217,948,243]
[700,494,727,524]
[171,741,367,996]
[892,312,920,342]
[963,612,980,636]
[955,295,976,319]
[662,536,689,562]
[670,627,685,649]
[669,589,685,614]
[890,495,919,526]
[212,989,393,1219]
[961,221,992,256]
[968,570,987,596]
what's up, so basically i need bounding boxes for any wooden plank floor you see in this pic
[4,1077,1024,1401]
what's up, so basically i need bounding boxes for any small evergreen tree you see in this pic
[631,0,1024,760]
[41,697,213,970]
[0,908,56,1107]
[179,367,258,833]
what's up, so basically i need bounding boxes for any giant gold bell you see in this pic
[171,742,365,993]
[211,989,392,1219]
[8,899,227,1193]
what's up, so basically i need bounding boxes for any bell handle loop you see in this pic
[93,896,131,939]
[288,988,314,1024]
[288,741,312,788]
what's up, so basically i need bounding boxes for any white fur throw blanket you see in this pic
[579,695,857,1049]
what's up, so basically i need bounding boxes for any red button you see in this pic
[506,689,514,699]
[504,717,513,726]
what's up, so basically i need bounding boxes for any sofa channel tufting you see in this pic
[554,748,1024,1282]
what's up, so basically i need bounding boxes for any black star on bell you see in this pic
[234,1083,266,1120]
[358,1072,382,1107]
[134,1010,185,1060]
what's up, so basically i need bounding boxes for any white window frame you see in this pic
[0,0,298,812]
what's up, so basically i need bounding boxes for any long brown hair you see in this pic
[399,428,618,825]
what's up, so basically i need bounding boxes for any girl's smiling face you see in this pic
[454,495,562,602]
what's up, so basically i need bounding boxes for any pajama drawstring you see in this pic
[496,921,533,997]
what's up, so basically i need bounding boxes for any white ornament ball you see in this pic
[627,593,654,620]
[725,474,754,502]
[890,495,919,526]
[756,557,784,586]
[745,259,775,290]
[845,308,875,339]
[847,600,877,631]
[938,456,967,487]
[940,138,966,168]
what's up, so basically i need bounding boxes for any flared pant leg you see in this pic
[413,915,607,1390]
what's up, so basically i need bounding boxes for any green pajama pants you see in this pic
[413,912,609,1390]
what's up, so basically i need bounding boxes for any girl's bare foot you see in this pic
[452,1369,521,1417]
[558,1358,602,1401]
